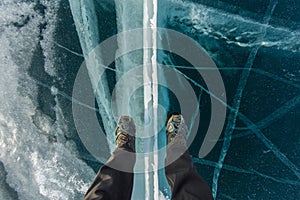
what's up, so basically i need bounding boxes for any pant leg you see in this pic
[83,147,135,200]
[165,138,213,200]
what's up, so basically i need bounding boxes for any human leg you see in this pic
[83,116,136,200]
[165,115,213,200]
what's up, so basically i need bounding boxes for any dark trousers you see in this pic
[83,141,213,200]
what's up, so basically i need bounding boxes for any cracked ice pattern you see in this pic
[0,0,299,199]
[167,0,300,199]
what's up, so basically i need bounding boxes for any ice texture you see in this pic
[0,0,299,199]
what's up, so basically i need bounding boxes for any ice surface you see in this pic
[0,0,299,199]
[0,1,94,199]
[211,0,279,197]
[168,0,300,53]
[167,0,300,199]
[69,0,116,151]
[70,0,171,199]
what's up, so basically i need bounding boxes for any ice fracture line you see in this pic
[211,0,278,198]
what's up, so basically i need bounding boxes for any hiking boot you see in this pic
[115,116,136,152]
[166,114,188,145]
